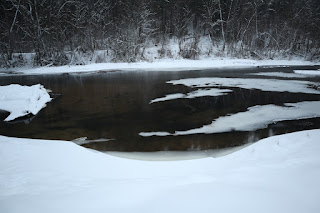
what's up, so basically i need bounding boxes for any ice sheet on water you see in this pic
[150,88,232,104]
[186,88,232,98]
[0,84,52,121]
[249,72,310,78]
[140,101,320,136]
[168,77,320,94]
[150,93,185,104]
[72,137,114,145]
[139,132,171,137]
[294,70,320,76]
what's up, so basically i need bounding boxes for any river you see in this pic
[0,65,319,151]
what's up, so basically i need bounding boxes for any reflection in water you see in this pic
[0,66,319,151]
[105,142,252,161]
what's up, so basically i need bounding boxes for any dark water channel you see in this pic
[1,66,320,151]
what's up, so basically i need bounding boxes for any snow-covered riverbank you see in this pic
[1,129,320,213]
[1,58,319,75]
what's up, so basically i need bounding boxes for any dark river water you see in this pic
[1,66,320,151]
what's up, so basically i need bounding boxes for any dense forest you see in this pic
[1,0,320,67]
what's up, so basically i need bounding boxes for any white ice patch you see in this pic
[139,132,171,137]
[150,88,232,104]
[187,88,232,98]
[294,70,320,76]
[72,137,114,145]
[140,101,320,136]
[0,84,52,121]
[150,93,185,104]
[249,72,310,78]
[168,77,320,94]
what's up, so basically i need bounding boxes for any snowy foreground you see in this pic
[1,130,320,213]
[0,84,51,121]
[0,58,319,75]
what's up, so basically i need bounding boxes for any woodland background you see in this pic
[1,0,319,67]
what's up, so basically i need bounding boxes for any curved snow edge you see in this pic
[1,129,320,213]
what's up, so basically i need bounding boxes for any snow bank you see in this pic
[0,59,319,75]
[294,70,320,76]
[141,101,320,136]
[0,84,52,121]
[168,77,320,94]
[150,88,232,104]
[1,129,320,213]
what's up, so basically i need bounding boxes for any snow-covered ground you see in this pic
[0,84,52,121]
[0,58,319,75]
[1,129,320,213]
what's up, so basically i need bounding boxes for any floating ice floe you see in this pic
[150,93,185,103]
[72,137,114,145]
[150,88,232,104]
[139,131,172,137]
[140,101,320,136]
[249,72,310,78]
[294,70,320,76]
[0,84,52,121]
[168,77,320,94]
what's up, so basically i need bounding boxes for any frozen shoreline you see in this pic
[1,129,320,213]
[0,58,319,75]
